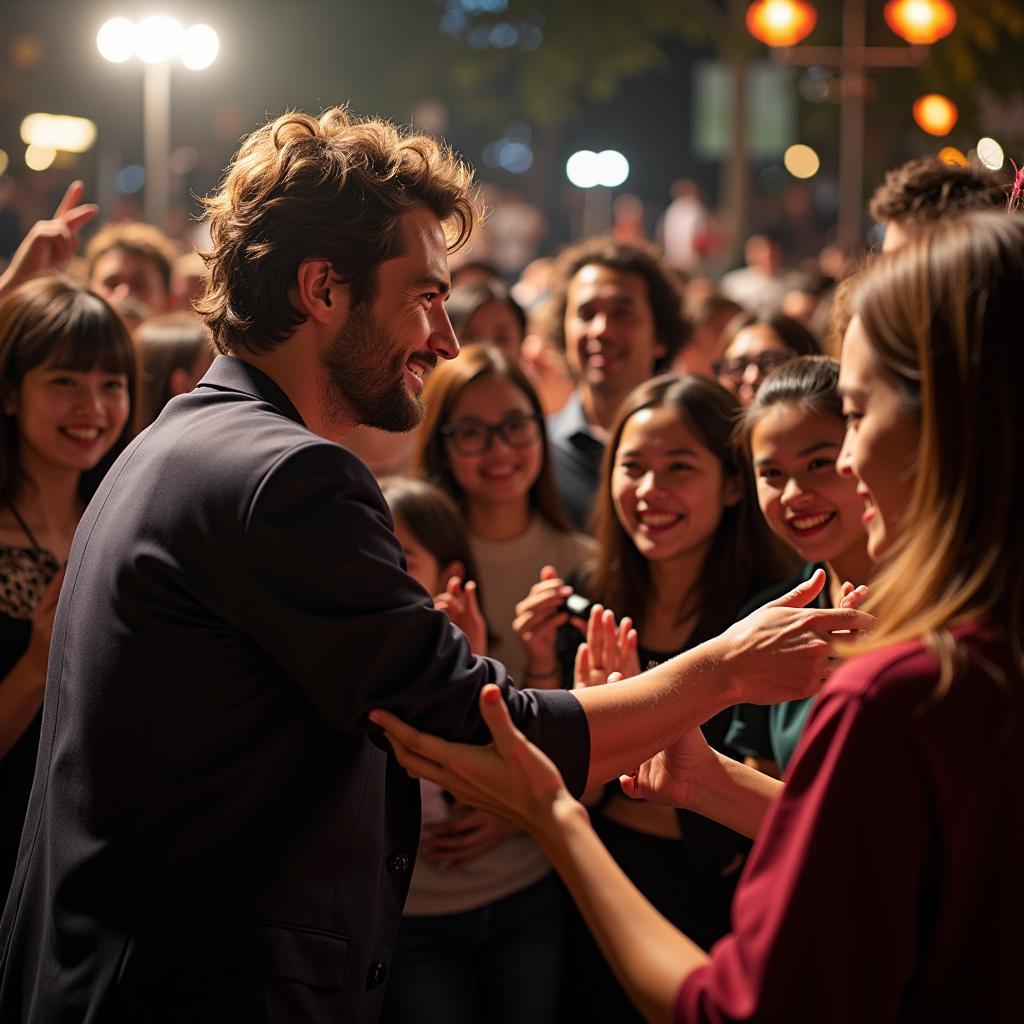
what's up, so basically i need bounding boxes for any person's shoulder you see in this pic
[828,623,1017,714]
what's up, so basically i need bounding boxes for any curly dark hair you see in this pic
[546,237,691,372]
[869,157,1006,229]
[196,108,479,355]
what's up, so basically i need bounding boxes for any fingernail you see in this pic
[368,711,382,724]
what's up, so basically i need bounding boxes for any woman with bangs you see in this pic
[527,374,794,1021]
[0,275,136,900]
[376,209,1024,1022]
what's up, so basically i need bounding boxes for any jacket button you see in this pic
[387,851,411,875]
[367,961,388,989]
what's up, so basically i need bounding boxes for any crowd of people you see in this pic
[0,107,1019,1024]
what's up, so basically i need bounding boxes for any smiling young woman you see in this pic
[0,275,136,901]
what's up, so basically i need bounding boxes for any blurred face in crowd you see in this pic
[837,316,919,559]
[563,264,665,401]
[442,375,543,512]
[717,324,794,408]
[391,519,461,596]
[751,402,866,568]
[611,404,740,570]
[90,249,170,316]
[460,301,524,362]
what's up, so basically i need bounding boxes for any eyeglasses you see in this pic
[714,349,795,380]
[441,411,542,455]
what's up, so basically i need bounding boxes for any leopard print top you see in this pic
[0,543,60,621]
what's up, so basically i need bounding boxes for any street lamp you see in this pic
[566,149,630,238]
[748,0,957,250]
[97,16,219,230]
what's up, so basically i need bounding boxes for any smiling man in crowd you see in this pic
[0,109,594,1023]
[545,238,690,529]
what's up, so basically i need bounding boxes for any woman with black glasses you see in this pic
[714,311,820,407]
[379,343,593,1024]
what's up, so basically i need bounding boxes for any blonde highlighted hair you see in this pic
[847,210,1024,687]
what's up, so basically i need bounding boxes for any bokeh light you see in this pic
[912,94,958,136]
[137,16,185,64]
[784,144,821,178]
[977,138,1005,171]
[25,145,57,172]
[96,17,137,63]
[181,24,220,70]
[20,113,97,154]
[938,147,968,167]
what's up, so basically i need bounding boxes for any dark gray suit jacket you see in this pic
[0,357,588,1022]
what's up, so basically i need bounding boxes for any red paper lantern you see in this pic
[746,0,817,48]
[884,0,957,45]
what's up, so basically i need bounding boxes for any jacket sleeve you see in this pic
[239,441,589,794]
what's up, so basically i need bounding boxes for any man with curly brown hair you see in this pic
[0,108,591,1023]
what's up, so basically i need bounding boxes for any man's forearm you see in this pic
[574,636,737,788]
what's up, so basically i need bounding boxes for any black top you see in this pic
[0,523,60,902]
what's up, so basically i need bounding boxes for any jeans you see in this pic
[380,872,564,1024]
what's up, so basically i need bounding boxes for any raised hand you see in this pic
[573,604,640,689]
[513,565,584,680]
[718,569,874,706]
[0,182,99,296]
[435,576,487,656]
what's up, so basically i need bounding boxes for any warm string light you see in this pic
[746,0,817,47]
[884,0,957,45]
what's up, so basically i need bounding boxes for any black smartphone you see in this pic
[561,592,596,621]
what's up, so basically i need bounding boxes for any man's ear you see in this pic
[294,259,346,325]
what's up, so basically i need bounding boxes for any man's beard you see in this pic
[319,303,433,434]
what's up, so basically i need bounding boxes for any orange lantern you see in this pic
[913,94,958,136]
[746,0,817,47]
[884,0,957,45]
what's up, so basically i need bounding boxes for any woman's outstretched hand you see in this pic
[370,684,575,838]
[574,604,640,689]
[619,727,715,810]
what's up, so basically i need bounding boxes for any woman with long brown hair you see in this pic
[375,208,1024,1022]
[525,374,793,1020]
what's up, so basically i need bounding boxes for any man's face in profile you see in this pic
[319,206,457,433]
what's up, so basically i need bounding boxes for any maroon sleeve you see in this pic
[676,666,931,1024]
